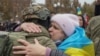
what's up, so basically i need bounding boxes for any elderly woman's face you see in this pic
[48,21,66,41]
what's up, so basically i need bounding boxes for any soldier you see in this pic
[86,16,100,56]
[15,4,51,32]
[0,4,56,56]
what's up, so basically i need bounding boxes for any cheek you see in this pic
[79,21,83,26]
[50,31,65,41]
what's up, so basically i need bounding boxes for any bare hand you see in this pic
[20,23,42,33]
[13,39,46,56]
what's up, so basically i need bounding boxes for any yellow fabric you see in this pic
[82,44,95,56]
[65,47,94,56]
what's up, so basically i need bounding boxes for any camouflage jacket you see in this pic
[0,25,56,56]
[86,16,100,56]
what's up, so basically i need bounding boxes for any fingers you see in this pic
[23,27,32,33]
[21,23,42,33]
[13,39,30,55]
[25,55,29,56]
[13,46,27,54]
[24,26,35,33]
[34,39,39,44]
[18,39,30,46]
[13,46,26,50]
[29,24,42,33]
[13,51,27,54]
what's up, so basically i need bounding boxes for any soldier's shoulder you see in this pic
[91,15,100,21]
[89,15,100,24]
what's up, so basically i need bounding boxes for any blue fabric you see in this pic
[57,27,92,51]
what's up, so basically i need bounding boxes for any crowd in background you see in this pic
[0,19,21,31]
[0,1,100,56]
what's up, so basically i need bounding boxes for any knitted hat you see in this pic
[51,14,79,36]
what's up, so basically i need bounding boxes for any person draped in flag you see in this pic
[13,14,95,56]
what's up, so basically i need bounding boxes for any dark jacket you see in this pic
[95,5,100,16]
[86,16,100,56]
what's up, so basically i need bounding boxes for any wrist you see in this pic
[15,26,22,31]
[45,47,51,56]
[41,47,47,56]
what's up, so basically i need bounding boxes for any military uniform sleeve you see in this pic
[86,17,95,38]
[37,36,57,49]
[86,16,100,56]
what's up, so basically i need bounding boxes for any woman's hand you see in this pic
[13,39,46,56]
[20,23,42,33]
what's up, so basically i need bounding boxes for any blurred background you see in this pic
[0,0,96,20]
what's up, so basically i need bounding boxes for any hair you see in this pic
[78,15,86,28]
[38,16,51,29]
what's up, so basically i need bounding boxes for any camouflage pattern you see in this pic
[1,4,56,56]
[86,16,100,56]
[0,34,12,56]
[22,4,50,20]
[0,25,56,56]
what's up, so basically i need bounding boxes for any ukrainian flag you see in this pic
[58,27,95,56]
[77,7,82,15]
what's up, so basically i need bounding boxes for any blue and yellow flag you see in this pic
[77,7,82,15]
[58,27,95,56]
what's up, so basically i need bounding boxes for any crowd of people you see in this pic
[0,2,100,56]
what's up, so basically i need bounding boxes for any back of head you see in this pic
[51,14,79,36]
[22,4,50,22]
[21,4,51,29]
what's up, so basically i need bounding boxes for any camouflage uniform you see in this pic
[0,4,56,56]
[86,16,100,56]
